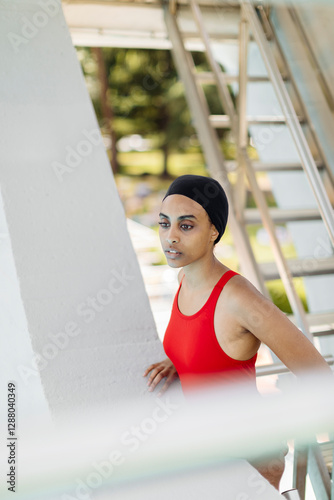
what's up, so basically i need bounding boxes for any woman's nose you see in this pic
[167,229,179,244]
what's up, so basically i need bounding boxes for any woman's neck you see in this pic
[182,255,228,290]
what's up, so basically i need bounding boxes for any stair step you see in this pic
[225,160,324,172]
[318,440,333,475]
[210,114,305,128]
[289,312,334,338]
[182,31,241,42]
[244,207,321,224]
[313,328,334,338]
[195,71,271,84]
[259,256,334,280]
[256,354,334,377]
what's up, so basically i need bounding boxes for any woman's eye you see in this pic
[158,222,169,228]
[181,224,193,230]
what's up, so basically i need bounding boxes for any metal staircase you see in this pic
[163,1,334,498]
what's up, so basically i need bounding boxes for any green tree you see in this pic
[104,48,194,176]
[77,47,229,176]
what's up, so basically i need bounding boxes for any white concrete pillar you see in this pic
[0,0,165,419]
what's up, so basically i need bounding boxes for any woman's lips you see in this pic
[165,249,182,258]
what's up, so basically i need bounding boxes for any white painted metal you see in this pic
[209,114,292,127]
[0,0,165,419]
[244,208,321,224]
[195,72,270,84]
[62,1,241,49]
[224,160,324,172]
[259,257,334,280]
[235,10,248,218]
[256,355,334,377]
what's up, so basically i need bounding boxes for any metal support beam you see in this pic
[236,6,249,219]
[308,446,331,500]
[332,439,334,500]
[238,9,249,151]
[293,443,308,500]
[189,0,238,134]
[169,0,177,15]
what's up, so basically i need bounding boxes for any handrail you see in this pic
[256,3,334,190]
[288,3,334,114]
[242,0,334,248]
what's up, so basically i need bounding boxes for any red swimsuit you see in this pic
[163,270,257,391]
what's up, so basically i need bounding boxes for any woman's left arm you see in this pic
[231,278,332,376]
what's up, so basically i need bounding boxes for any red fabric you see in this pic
[163,270,257,391]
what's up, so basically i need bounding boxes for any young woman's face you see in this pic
[158,194,218,268]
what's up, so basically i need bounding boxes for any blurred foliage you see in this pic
[117,150,207,177]
[267,279,308,314]
[76,47,231,175]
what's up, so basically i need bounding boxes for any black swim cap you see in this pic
[163,174,228,243]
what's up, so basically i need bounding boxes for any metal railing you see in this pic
[242,0,334,247]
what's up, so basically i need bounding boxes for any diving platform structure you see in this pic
[0,1,333,499]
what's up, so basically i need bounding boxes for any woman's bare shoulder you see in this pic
[226,272,258,292]
[224,272,271,311]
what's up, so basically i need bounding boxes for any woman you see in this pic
[143,174,331,489]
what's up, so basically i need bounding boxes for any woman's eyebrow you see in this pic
[159,212,170,219]
[178,215,197,221]
[159,212,197,221]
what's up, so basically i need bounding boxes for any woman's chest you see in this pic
[177,287,212,316]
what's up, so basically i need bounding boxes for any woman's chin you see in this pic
[167,260,183,269]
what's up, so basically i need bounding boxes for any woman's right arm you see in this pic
[143,358,179,396]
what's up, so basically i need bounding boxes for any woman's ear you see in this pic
[210,225,219,242]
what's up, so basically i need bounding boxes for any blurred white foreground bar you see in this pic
[8,372,334,500]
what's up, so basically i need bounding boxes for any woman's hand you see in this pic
[143,358,178,396]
